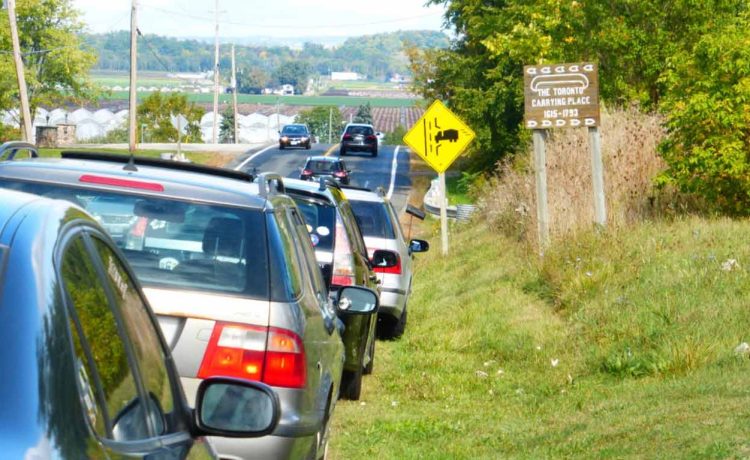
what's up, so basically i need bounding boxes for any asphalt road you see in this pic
[233,142,413,213]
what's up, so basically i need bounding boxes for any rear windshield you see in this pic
[290,195,336,251]
[1,179,269,298]
[281,125,308,135]
[306,160,341,173]
[349,200,395,239]
[345,126,374,136]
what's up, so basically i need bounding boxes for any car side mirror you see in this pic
[335,286,378,315]
[195,377,280,438]
[409,239,429,253]
[371,249,398,268]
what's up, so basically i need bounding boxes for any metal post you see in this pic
[328,107,332,144]
[589,126,606,227]
[231,45,238,144]
[128,0,138,152]
[533,129,549,251]
[140,123,145,144]
[7,0,32,142]
[177,116,182,158]
[211,0,220,144]
[439,172,449,256]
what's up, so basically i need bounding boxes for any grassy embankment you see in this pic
[329,107,750,458]
[329,216,750,459]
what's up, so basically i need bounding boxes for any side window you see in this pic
[61,235,150,442]
[339,202,369,258]
[289,208,328,298]
[91,236,176,435]
[269,210,303,300]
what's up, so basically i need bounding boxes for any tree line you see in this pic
[412,0,750,215]
[85,30,449,83]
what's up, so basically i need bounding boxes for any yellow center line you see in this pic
[323,143,340,157]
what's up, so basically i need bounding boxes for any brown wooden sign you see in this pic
[524,62,600,129]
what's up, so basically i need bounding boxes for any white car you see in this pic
[343,187,429,338]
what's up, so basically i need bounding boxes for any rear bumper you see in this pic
[377,287,407,319]
[341,141,376,151]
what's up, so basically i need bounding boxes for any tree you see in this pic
[413,0,748,172]
[0,0,96,117]
[272,61,312,94]
[657,12,750,215]
[137,92,204,143]
[219,106,235,143]
[236,67,270,94]
[296,106,343,143]
[353,102,373,124]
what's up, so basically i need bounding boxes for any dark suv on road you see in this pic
[0,188,280,458]
[340,123,378,157]
[0,152,379,460]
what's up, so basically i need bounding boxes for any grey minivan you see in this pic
[0,152,378,460]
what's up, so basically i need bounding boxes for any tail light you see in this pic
[198,322,306,389]
[366,135,377,141]
[302,169,313,176]
[343,134,352,140]
[370,248,402,274]
[331,213,355,286]
[333,171,347,178]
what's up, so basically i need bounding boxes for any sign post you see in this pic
[523,62,603,250]
[403,100,476,256]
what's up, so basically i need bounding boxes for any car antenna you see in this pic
[123,151,138,172]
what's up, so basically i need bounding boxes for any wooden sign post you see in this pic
[523,62,603,251]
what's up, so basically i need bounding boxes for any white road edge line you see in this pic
[234,144,276,171]
[386,145,400,199]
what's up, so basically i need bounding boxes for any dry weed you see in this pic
[479,106,668,243]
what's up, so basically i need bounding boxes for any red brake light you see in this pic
[331,213,355,286]
[373,253,401,274]
[333,171,347,178]
[302,169,313,176]
[366,135,377,141]
[343,134,352,140]
[79,174,164,192]
[198,322,306,389]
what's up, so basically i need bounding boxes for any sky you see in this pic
[70,0,448,40]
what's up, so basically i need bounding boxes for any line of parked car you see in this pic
[0,141,429,460]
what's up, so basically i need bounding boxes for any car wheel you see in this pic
[339,147,346,156]
[379,305,407,340]
[371,147,378,157]
[306,142,311,150]
[279,143,285,150]
[339,368,363,400]
[306,392,332,460]
[363,338,375,375]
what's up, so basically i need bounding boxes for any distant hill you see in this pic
[85,30,449,80]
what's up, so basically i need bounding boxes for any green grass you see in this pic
[101,92,419,108]
[328,216,750,459]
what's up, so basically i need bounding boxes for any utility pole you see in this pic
[7,0,33,142]
[211,0,220,144]
[328,107,332,144]
[231,44,238,144]
[128,0,138,152]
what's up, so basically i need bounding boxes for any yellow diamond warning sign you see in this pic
[403,100,476,173]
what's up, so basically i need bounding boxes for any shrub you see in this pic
[658,14,750,215]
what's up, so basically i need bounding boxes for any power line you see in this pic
[139,3,441,30]
[136,28,172,73]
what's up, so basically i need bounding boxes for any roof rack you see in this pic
[0,141,38,161]
[256,172,285,198]
[338,184,372,192]
[60,151,254,182]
